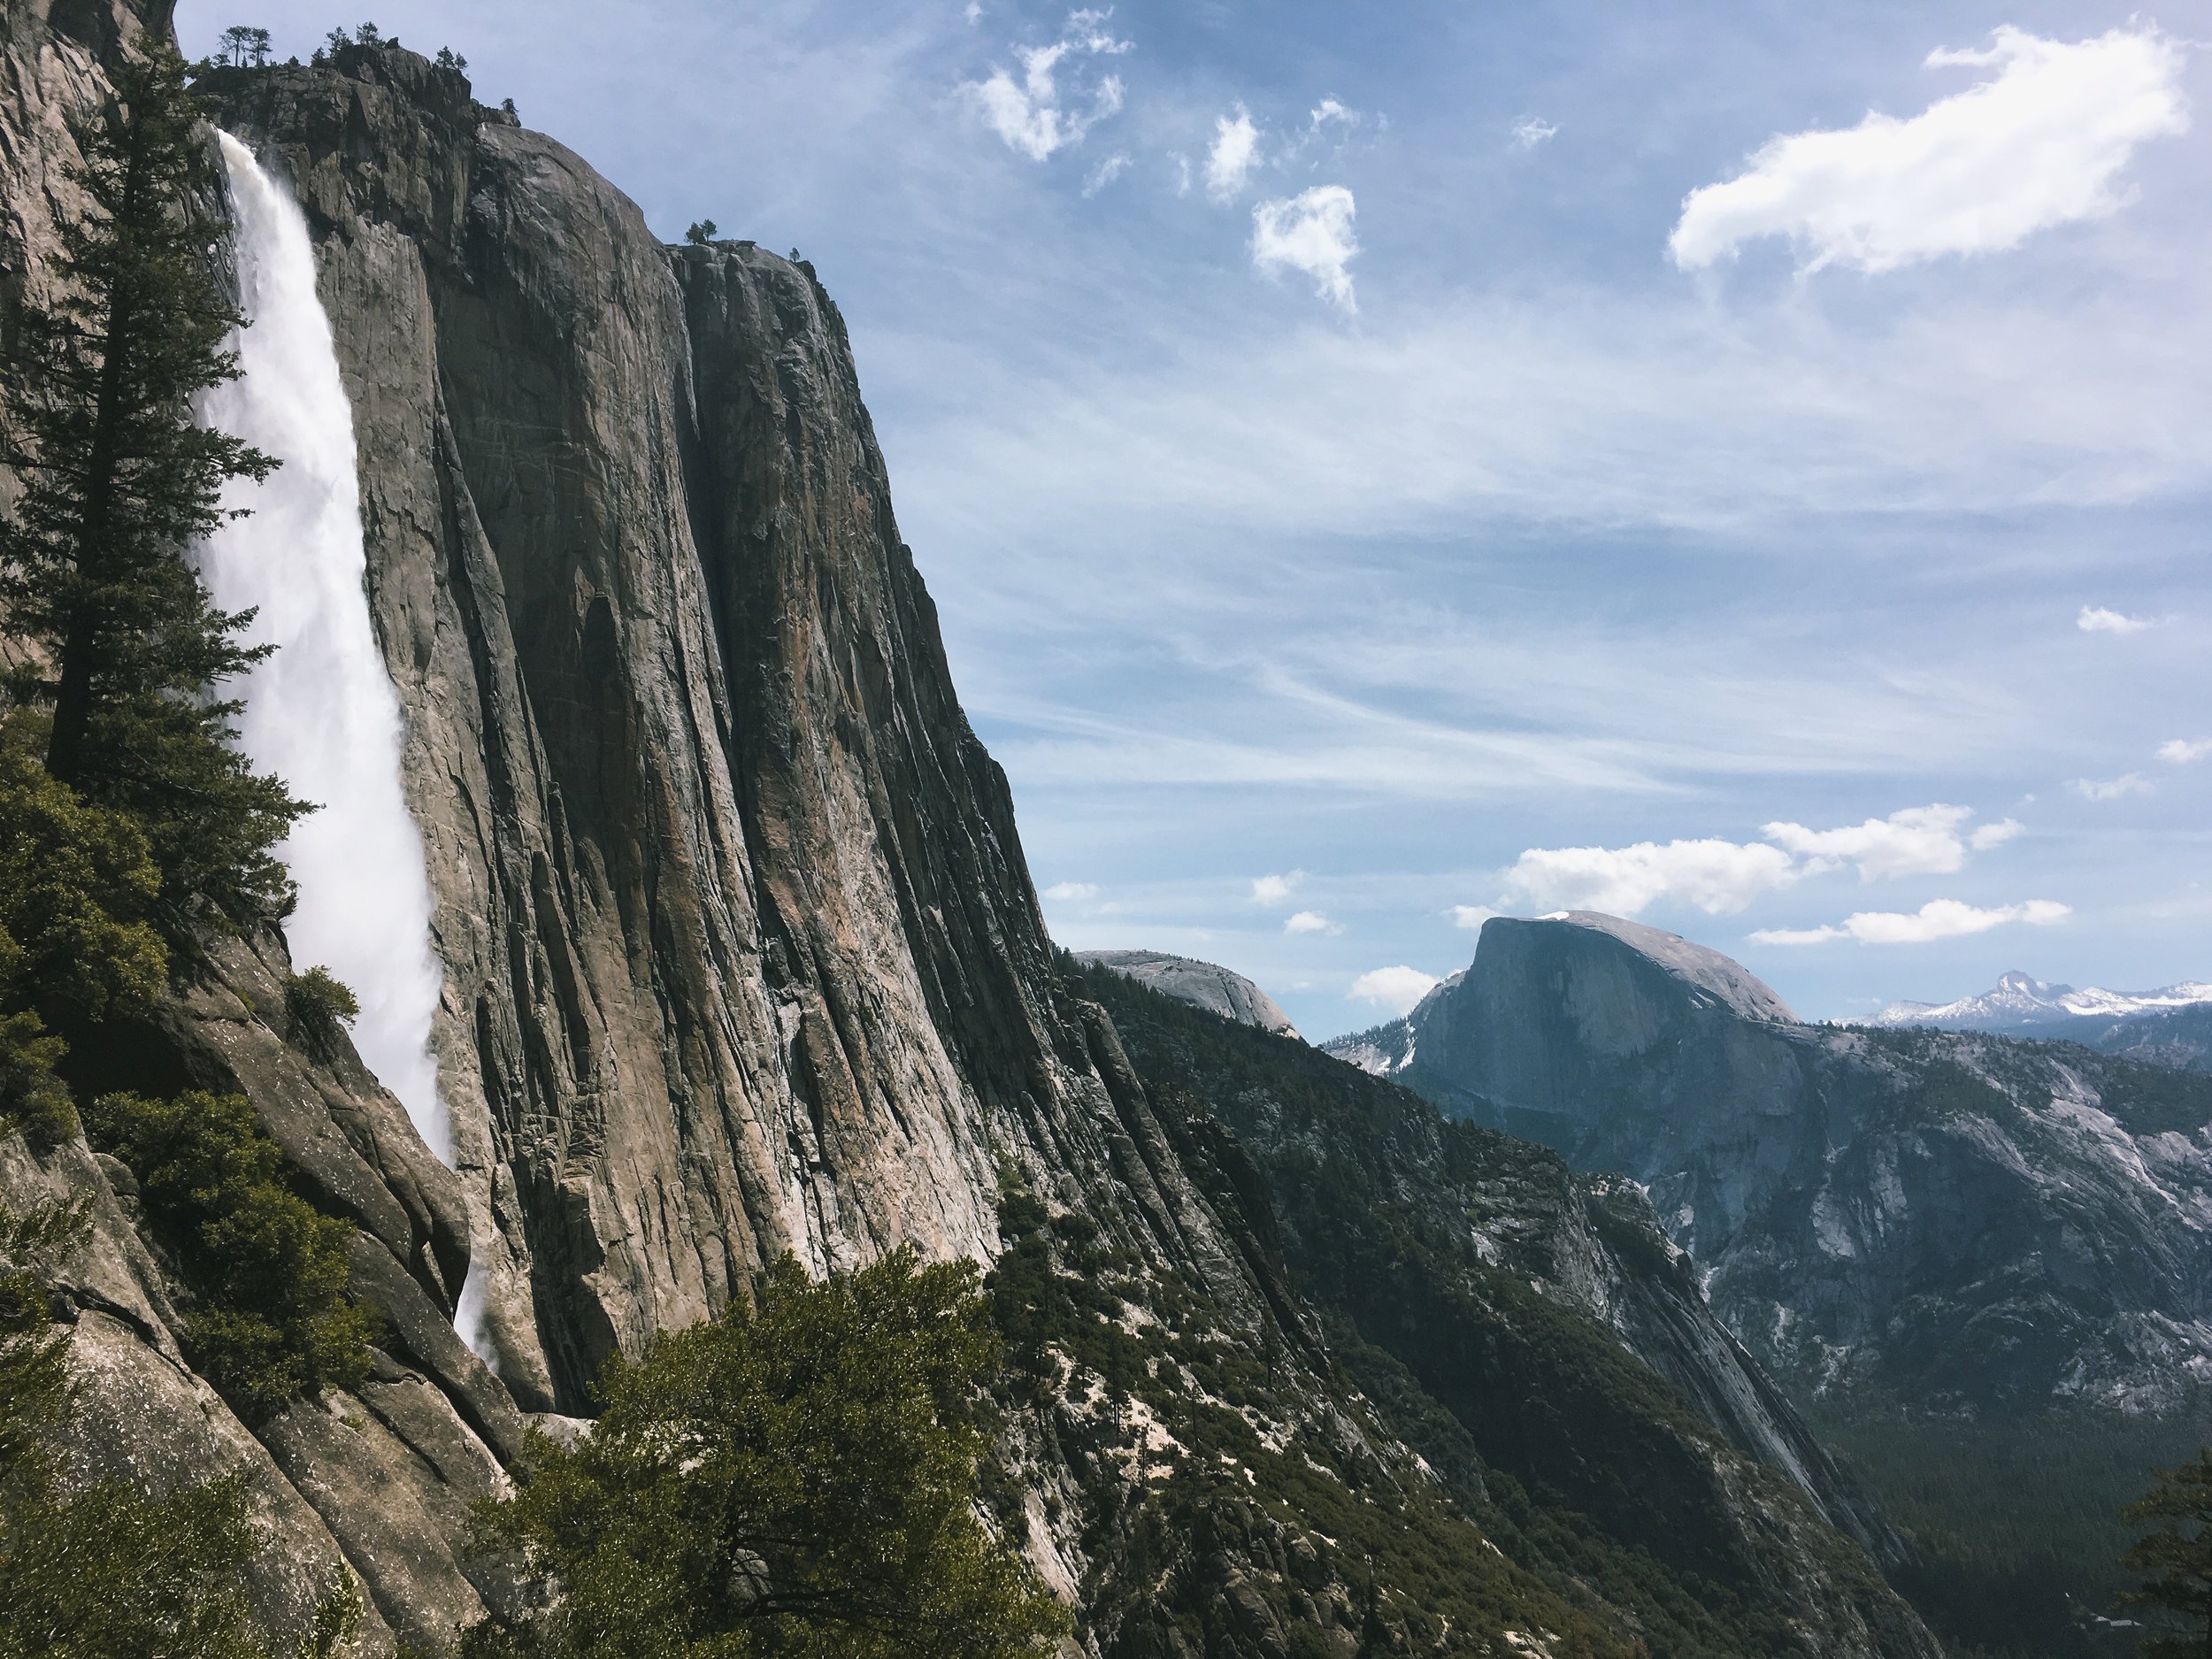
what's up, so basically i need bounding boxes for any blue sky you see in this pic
[189,2,2212,1037]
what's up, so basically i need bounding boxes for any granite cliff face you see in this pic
[1331,913,2212,1416]
[0,21,1947,1656]
[1076,949,1302,1039]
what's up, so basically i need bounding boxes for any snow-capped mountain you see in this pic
[1872,970,2212,1035]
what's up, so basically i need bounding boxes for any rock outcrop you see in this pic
[1075,949,1301,1038]
[2,21,1944,1656]
[1330,912,2212,1415]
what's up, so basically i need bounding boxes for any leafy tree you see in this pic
[434,47,470,72]
[2123,1449,2212,1658]
[0,43,305,925]
[686,219,718,246]
[465,1248,1067,1659]
[0,710,166,1141]
[81,1090,374,1425]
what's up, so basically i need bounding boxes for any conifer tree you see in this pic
[0,43,303,924]
[465,1249,1067,1659]
[2123,1449,2212,1659]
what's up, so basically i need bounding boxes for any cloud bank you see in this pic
[1501,803,2020,917]
[1671,26,2187,273]
[1752,897,2070,946]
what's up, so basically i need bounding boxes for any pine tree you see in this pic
[0,44,304,923]
[2122,1448,2212,1659]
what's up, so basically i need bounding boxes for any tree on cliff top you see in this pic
[0,42,303,925]
[2123,1448,2212,1658]
[465,1248,1067,1659]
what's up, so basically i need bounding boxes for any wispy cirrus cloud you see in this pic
[2071,772,2154,802]
[1752,897,2070,946]
[1671,26,2188,274]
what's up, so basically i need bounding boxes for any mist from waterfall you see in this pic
[198,133,453,1169]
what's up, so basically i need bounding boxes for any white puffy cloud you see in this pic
[1751,897,2070,946]
[1502,803,2025,918]
[1250,871,1303,906]
[1510,117,1557,151]
[1764,803,1985,881]
[964,12,1131,161]
[1348,965,1440,1013]
[2160,738,2212,764]
[2078,604,2153,634]
[1252,185,1358,311]
[1284,910,1340,935]
[1450,904,1502,931]
[1041,880,1098,901]
[1671,26,2187,274]
[1502,837,1799,916]
[2071,772,2154,801]
[1205,106,1261,201]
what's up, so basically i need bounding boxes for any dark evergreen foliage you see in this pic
[2123,1448,2212,1659]
[0,1195,360,1659]
[1069,953,1904,1659]
[465,1248,1067,1659]
[82,1089,374,1425]
[0,710,166,1141]
[0,43,304,925]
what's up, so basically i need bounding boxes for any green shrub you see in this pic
[0,1195,361,1659]
[283,967,358,1045]
[83,1090,373,1424]
[465,1248,1067,1659]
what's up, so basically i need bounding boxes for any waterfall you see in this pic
[197,134,454,1170]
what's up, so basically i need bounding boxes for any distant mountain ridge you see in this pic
[1874,969,2212,1033]
[1325,912,2212,1418]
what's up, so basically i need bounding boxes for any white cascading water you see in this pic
[196,134,454,1171]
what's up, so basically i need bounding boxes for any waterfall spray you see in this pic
[197,134,454,1169]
